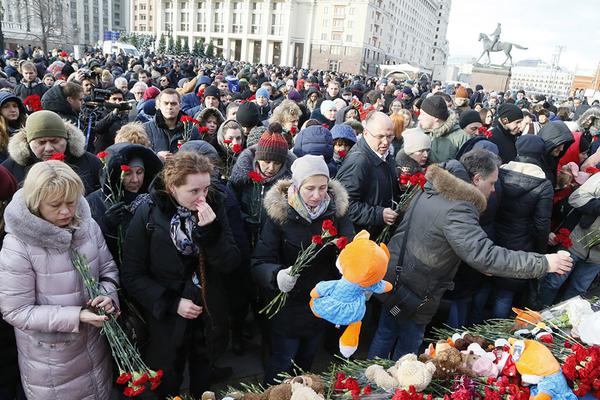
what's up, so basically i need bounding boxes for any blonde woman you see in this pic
[0,161,119,399]
[269,99,302,134]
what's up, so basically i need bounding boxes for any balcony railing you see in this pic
[2,21,25,31]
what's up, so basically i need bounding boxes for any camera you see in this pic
[104,101,132,112]
[91,88,112,103]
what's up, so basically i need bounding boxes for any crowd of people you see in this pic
[0,46,599,399]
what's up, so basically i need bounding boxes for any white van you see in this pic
[102,41,140,58]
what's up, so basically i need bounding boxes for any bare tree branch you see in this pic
[28,0,69,53]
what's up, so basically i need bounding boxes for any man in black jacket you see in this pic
[488,103,524,163]
[336,111,399,237]
[92,88,131,152]
[368,149,573,360]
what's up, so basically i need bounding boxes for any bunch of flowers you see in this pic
[179,115,200,146]
[477,126,493,139]
[376,172,426,244]
[333,372,372,399]
[391,386,432,400]
[23,94,43,112]
[222,139,243,180]
[562,342,600,397]
[554,228,573,249]
[72,252,162,397]
[260,219,348,318]
[479,376,530,400]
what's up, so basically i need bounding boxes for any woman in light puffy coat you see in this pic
[0,161,119,400]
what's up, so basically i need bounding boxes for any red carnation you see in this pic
[96,151,108,159]
[198,126,210,133]
[322,123,329,128]
[116,372,132,385]
[196,88,205,98]
[290,126,298,135]
[150,379,161,391]
[554,228,573,249]
[336,236,348,250]
[149,369,164,383]
[248,170,264,183]
[322,219,335,231]
[223,139,232,144]
[328,225,338,236]
[120,165,132,172]
[232,144,243,154]
[338,150,347,159]
[399,174,410,186]
[123,386,135,397]
[311,235,323,245]
[180,115,193,123]
[48,153,65,161]
[23,94,43,112]
[132,372,148,386]
[478,126,493,138]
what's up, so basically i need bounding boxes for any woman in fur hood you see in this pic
[1,110,102,195]
[251,155,354,385]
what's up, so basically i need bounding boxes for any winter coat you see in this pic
[92,109,131,152]
[228,146,295,243]
[86,143,162,263]
[120,177,240,361]
[143,110,199,153]
[427,111,469,164]
[493,162,553,291]
[568,173,600,264]
[489,122,518,164]
[181,92,201,115]
[335,105,359,124]
[309,109,335,130]
[292,125,335,177]
[335,138,398,237]
[380,162,549,324]
[251,179,354,337]
[14,78,48,100]
[0,190,119,400]
[194,107,225,150]
[41,84,81,127]
[0,92,27,163]
[395,149,425,176]
[539,121,575,188]
[1,121,102,195]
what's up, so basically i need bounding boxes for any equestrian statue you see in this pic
[476,23,528,66]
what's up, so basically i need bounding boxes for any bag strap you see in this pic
[394,191,422,287]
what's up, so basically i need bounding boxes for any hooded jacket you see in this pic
[427,111,469,164]
[86,143,162,261]
[292,125,335,177]
[195,107,225,150]
[0,92,27,163]
[0,190,118,400]
[40,84,80,126]
[228,146,295,242]
[489,121,519,164]
[14,78,48,100]
[1,121,102,195]
[568,172,600,264]
[538,121,575,188]
[380,162,549,324]
[251,179,354,336]
[335,105,359,125]
[336,137,398,237]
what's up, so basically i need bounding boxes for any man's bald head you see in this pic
[363,111,394,156]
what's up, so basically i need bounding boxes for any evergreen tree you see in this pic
[205,42,214,58]
[158,34,166,54]
[167,34,176,54]
[175,36,183,55]
[198,38,206,56]
[182,37,189,54]
[130,33,139,48]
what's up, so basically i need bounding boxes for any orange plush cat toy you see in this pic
[309,230,393,357]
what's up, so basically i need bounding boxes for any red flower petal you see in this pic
[120,165,132,172]
[336,236,348,250]
[311,235,323,245]
[48,153,65,161]
[232,144,243,154]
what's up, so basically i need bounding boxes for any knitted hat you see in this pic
[421,96,449,120]
[236,101,261,128]
[143,86,160,100]
[455,86,469,99]
[320,100,337,114]
[331,124,357,143]
[516,134,545,159]
[288,89,302,102]
[497,103,524,123]
[25,110,68,142]
[291,154,330,188]
[256,88,270,99]
[247,126,268,148]
[403,128,431,154]
[459,110,483,129]
[255,124,289,164]
[203,85,221,99]
[143,99,156,116]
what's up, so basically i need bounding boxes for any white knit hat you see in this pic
[403,128,431,154]
[291,155,330,188]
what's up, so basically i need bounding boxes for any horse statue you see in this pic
[476,33,528,66]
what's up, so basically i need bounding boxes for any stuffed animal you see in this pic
[510,339,577,400]
[419,342,471,379]
[451,332,494,352]
[309,230,392,357]
[365,354,436,392]
[512,307,543,330]
[226,375,325,400]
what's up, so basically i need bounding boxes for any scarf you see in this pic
[170,206,199,255]
[287,184,330,223]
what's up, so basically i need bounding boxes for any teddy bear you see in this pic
[309,230,393,357]
[225,375,325,400]
[451,332,493,352]
[419,342,472,379]
[365,354,436,392]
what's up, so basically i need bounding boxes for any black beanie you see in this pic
[497,103,523,123]
[516,134,545,159]
[203,85,221,99]
[579,133,592,153]
[459,110,482,129]
[236,101,261,128]
[421,96,449,120]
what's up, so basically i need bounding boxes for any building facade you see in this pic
[70,0,129,46]
[134,0,450,74]
[509,59,574,100]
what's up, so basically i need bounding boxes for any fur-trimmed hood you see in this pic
[429,110,461,139]
[263,178,349,224]
[425,163,487,213]
[4,189,92,250]
[7,119,87,166]
[577,107,600,132]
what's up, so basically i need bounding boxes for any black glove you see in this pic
[104,201,130,229]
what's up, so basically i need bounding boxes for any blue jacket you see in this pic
[292,125,335,177]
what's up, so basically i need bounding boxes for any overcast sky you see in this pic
[446,0,600,74]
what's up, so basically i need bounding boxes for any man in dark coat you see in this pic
[92,88,132,152]
[538,121,575,189]
[368,149,573,360]
[40,82,83,128]
[336,112,399,237]
[488,103,524,163]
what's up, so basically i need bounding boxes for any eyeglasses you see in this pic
[366,128,394,143]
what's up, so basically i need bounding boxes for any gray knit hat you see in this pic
[291,154,330,188]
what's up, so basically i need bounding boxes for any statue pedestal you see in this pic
[470,65,511,92]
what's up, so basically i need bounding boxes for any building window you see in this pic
[346,34,352,42]
[334,5,344,16]
[270,1,283,35]
[251,1,262,34]
[213,1,224,32]
[196,10,206,31]
[180,1,188,9]
[180,12,189,30]
[349,7,354,14]
[231,1,243,33]
[328,60,339,72]
[331,45,341,55]
[321,33,327,40]
[332,18,344,30]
